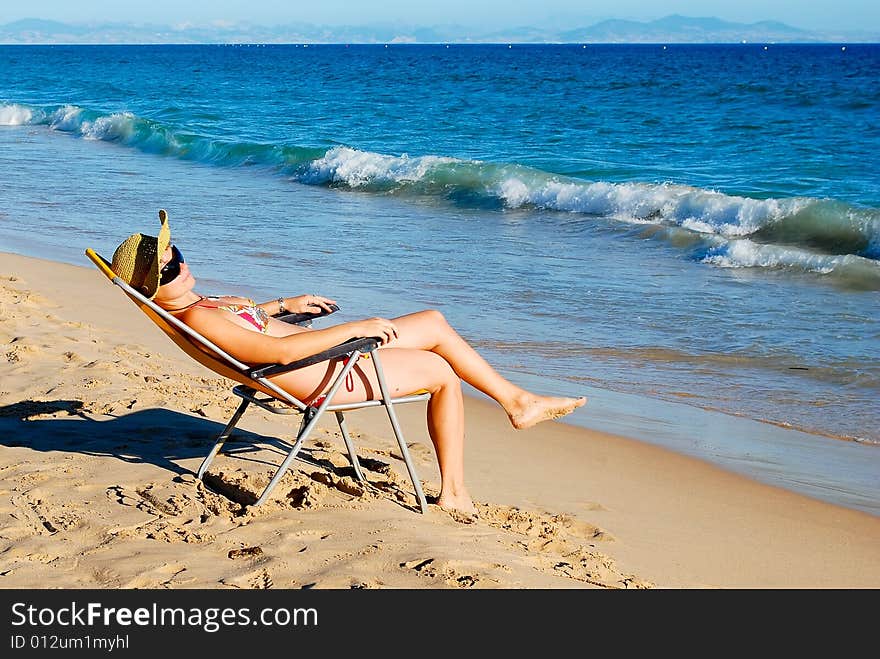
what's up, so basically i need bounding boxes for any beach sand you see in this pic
[1,250,878,589]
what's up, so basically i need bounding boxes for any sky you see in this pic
[1,1,878,32]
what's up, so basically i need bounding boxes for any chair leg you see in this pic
[336,411,366,482]
[370,350,429,514]
[197,398,250,479]
[252,353,362,507]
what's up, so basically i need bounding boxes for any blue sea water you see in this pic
[0,43,878,514]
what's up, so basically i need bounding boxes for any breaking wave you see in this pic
[4,101,878,288]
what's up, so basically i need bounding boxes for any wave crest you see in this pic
[0,103,33,125]
[302,146,456,187]
[702,238,880,288]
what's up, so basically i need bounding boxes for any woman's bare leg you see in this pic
[389,310,586,429]
[271,347,476,514]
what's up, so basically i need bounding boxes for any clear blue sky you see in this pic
[2,1,877,32]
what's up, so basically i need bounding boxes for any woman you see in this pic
[111,210,585,515]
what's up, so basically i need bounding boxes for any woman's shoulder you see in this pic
[210,295,255,306]
[182,296,256,322]
[177,301,232,332]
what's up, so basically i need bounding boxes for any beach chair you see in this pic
[84,248,431,513]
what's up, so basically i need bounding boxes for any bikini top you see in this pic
[193,295,270,333]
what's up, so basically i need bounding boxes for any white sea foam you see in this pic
[48,105,84,132]
[702,238,863,273]
[0,103,33,125]
[80,112,136,141]
[304,146,454,186]
[497,175,806,237]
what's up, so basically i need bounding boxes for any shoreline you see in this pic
[2,250,879,588]
[6,239,879,518]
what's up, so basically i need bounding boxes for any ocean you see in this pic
[1,43,878,515]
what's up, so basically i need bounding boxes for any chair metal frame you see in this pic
[85,248,430,513]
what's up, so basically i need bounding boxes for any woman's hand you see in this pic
[346,317,399,345]
[282,294,337,315]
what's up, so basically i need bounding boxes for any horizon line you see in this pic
[0,40,876,46]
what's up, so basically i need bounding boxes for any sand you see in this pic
[1,250,878,589]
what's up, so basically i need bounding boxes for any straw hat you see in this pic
[111,209,171,299]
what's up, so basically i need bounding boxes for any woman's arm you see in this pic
[256,294,337,317]
[182,307,396,365]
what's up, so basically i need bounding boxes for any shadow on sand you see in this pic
[0,399,369,507]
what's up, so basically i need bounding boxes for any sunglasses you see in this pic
[159,244,185,283]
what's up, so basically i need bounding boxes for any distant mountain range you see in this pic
[1,14,877,45]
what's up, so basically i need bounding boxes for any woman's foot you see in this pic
[506,393,587,430]
[436,489,477,517]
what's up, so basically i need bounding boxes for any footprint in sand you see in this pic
[106,483,218,544]
[202,466,342,511]
[10,492,80,536]
[219,568,275,589]
[122,563,191,588]
[251,569,274,589]
[476,502,650,589]
[91,566,123,588]
[399,557,486,588]
[479,502,613,542]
